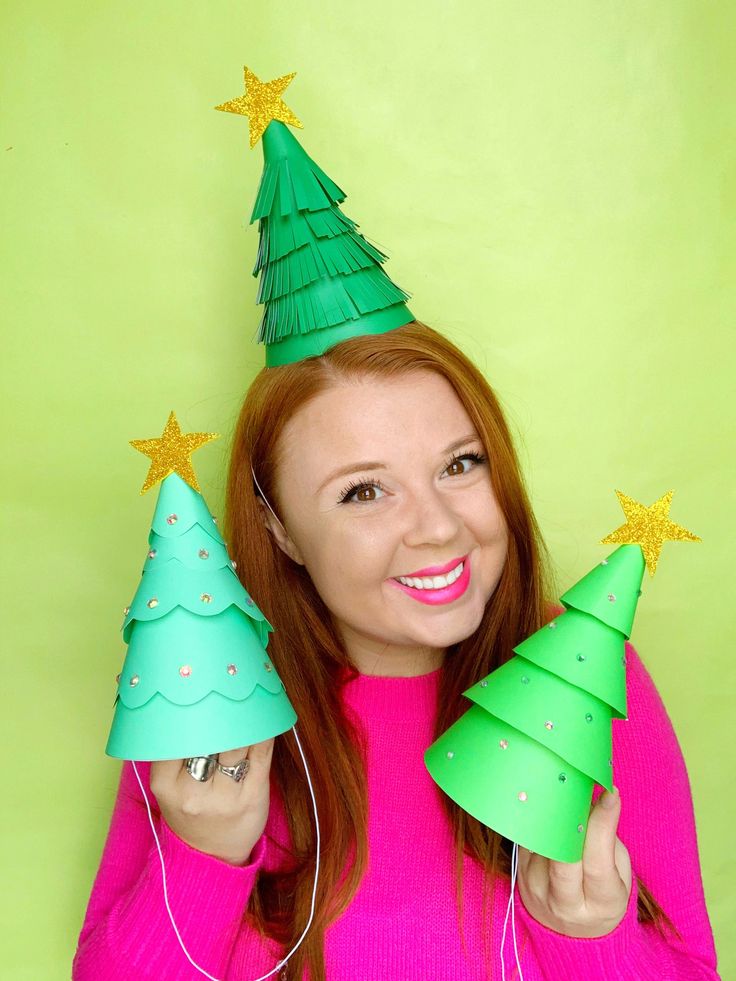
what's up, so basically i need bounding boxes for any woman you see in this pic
[73,321,720,980]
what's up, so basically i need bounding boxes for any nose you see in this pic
[400,482,464,550]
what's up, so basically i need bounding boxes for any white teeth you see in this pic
[397,560,464,590]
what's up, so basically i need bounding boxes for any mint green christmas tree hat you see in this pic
[106,411,297,761]
[215,67,415,368]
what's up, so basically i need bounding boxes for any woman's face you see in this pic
[266,370,509,673]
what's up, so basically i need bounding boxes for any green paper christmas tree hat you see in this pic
[425,489,700,863]
[215,67,415,368]
[106,411,297,761]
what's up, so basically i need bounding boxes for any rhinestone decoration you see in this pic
[179,665,192,678]
[167,514,178,525]
[499,739,509,750]
[227,663,238,676]
[518,791,528,802]
[446,750,455,759]
[608,758,613,767]
[198,548,210,560]
[577,823,585,833]
[548,621,557,629]
[130,675,140,687]
[246,597,255,606]
[544,721,554,730]
[264,661,273,672]
[212,516,218,524]
[200,593,213,603]
[480,680,488,688]
[585,713,593,723]
[608,593,616,602]
[147,598,159,609]
[558,773,567,783]
[600,559,608,566]
[621,655,627,666]
[123,606,130,616]
[576,653,586,662]
[231,560,237,569]
[115,673,121,684]
[521,676,530,685]
[637,589,643,596]
[148,549,157,559]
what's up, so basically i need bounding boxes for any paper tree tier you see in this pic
[425,544,646,864]
[425,708,594,863]
[107,606,297,760]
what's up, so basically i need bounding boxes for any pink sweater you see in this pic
[73,641,720,980]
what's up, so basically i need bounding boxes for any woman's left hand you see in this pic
[516,786,633,938]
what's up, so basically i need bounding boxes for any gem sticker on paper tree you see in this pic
[106,410,297,762]
[424,489,700,863]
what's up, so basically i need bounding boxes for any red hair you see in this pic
[224,321,675,979]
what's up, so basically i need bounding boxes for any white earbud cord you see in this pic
[499,841,525,981]
[132,723,320,980]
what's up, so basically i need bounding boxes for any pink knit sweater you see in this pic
[73,640,720,980]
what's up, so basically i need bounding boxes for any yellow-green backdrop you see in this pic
[1,1,732,977]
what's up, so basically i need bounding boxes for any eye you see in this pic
[337,480,386,504]
[445,451,486,477]
[337,452,486,504]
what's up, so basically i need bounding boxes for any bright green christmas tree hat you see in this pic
[215,67,415,368]
[425,489,700,863]
[106,411,297,761]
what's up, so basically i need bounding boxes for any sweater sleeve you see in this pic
[72,759,275,981]
[514,640,721,980]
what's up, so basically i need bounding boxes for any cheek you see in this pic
[302,520,390,592]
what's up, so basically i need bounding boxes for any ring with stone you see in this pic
[185,755,219,782]
[217,758,250,782]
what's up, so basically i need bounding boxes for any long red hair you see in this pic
[224,321,676,979]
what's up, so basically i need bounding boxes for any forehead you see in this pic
[278,371,473,465]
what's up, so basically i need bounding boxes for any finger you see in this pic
[150,757,185,797]
[546,854,584,911]
[582,786,624,902]
[247,738,275,771]
[232,738,274,795]
[210,746,251,798]
[218,745,250,766]
[516,846,553,905]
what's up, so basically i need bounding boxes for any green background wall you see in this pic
[2,1,732,976]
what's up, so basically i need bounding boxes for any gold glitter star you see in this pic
[214,66,303,149]
[130,411,219,495]
[600,490,700,577]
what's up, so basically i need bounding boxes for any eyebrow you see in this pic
[316,433,482,494]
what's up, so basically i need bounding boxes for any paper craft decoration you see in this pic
[424,490,700,863]
[106,410,297,761]
[215,66,414,367]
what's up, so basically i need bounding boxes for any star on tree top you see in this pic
[130,411,219,495]
[600,489,700,577]
[214,66,303,149]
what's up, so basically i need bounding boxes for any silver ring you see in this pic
[185,755,219,782]
[217,758,250,782]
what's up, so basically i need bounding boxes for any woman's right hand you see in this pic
[150,739,275,867]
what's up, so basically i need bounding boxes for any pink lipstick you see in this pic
[389,554,471,606]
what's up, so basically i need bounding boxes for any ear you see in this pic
[256,498,305,566]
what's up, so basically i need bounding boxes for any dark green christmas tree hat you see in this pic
[215,67,415,368]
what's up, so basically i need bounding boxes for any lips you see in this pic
[398,554,467,578]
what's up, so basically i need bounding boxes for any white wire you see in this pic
[131,723,320,980]
[499,842,525,981]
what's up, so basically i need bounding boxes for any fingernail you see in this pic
[601,786,619,808]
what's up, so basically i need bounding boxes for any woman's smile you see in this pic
[388,553,472,605]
